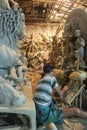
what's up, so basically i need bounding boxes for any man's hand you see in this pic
[62,85,69,94]
[52,85,69,101]
[52,90,60,101]
[52,88,63,101]
[55,87,63,99]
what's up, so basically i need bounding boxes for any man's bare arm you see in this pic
[53,85,69,100]
[55,86,63,99]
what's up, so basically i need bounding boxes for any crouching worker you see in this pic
[33,64,87,129]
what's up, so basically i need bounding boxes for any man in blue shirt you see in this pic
[33,64,87,128]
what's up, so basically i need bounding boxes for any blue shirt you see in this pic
[34,75,58,106]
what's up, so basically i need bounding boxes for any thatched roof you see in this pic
[16,0,87,24]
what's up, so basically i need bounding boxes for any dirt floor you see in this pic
[79,118,87,130]
[64,118,87,130]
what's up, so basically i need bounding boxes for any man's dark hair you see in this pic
[43,64,54,74]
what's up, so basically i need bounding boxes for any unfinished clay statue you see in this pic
[0,6,27,107]
[0,76,26,107]
[64,23,73,57]
[74,29,86,69]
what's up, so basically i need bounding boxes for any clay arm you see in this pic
[9,0,19,7]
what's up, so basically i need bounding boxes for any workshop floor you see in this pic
[79,119,87,130]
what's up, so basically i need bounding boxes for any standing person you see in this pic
[33,64,87,128]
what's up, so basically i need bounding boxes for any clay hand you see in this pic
[14,2,19,8]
